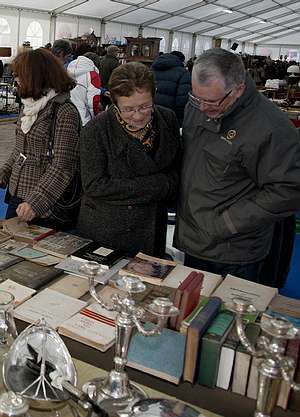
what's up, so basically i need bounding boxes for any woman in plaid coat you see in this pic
[0,48,81,229]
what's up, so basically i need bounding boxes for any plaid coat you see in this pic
[0,93,80,217]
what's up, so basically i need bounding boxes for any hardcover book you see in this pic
[173,272,203,331]
[49,274,90,299]
[118,252,176,285]
[33,232,92,258]
[0,230,11,244]
[9,246,61,266]
[127,325,186,384]
[163,264,222,297]
[216,325,240,390]
[231,323,261,395]
[3,217,55,243]
[14,288,86,328]
[0,260,63,289]
[183,296,222,383]
[0,240,28,254]
[0,279,36,306]
[135,283,176,308]
[71,242,125,269]
[180,296,210,335]
[197,310,235,388]
[169,271,199,330]
[0,252,22,270]
[277,338,300,409]
[58,302,117,351]
[212,274,278,312]
[269,294,300,319]
[246,357,260,399]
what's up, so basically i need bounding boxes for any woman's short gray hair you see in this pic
[193,48,246,89]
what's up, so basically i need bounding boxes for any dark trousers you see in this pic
[5,195,22,220]
[184,253,265,284]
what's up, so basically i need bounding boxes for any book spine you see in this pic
[175,273,203,331]
[34,229,56,241]
[183,297,222,383]
[197,311,234,387]
[169,271,198,330]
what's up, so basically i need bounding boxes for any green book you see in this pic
[197,310,235,387]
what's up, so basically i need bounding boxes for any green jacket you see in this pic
[99,55,119,88]
[174,75,300,264]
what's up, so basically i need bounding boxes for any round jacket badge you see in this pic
[226,130,237,141]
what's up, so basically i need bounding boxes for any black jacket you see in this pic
[174,75,300,264]
[151,54,191,126]
[77,105,181,257]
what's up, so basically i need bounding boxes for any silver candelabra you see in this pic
[80,261,179,417]
[230,298,300,417]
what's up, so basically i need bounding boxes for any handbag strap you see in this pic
[47,99,81,163]
[47,102,60,163]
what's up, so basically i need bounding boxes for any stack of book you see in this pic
[1,219,300,411]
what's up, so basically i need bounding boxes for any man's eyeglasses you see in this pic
[118,103,153,116]
[189,89,232,108]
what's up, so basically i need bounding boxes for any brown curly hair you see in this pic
[12,48,75,100]
[109,62,155,103]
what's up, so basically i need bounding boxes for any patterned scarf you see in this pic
[112,105,155,150]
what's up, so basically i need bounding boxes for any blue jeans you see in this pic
[184,253,265,284]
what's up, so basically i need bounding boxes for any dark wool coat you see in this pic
[77,105,181,257]
[151,54,191,127]
[98,55,119,88]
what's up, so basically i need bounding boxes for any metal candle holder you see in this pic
[80,261,179,416]
[230,298,300,417]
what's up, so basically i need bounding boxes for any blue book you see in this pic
[127,326,186,384]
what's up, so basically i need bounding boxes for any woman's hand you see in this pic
[16,202,36,222]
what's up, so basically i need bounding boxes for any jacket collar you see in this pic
[107,105,177,170]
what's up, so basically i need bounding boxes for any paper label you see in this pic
[93,247,113,256]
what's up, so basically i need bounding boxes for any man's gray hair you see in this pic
[193,48,246,89]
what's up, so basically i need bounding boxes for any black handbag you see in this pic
[47,101,82,229]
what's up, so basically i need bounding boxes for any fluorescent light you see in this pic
[221,8,233,14]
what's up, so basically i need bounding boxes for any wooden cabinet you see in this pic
[125,37,161,64]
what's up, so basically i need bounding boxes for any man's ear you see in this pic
[236,83,246,98]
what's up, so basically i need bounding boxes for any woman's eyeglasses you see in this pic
[118,104,153,116]
[188,89,232,108]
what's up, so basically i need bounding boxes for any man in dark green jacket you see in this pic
[99,45,120,88]
[174,48,300,283]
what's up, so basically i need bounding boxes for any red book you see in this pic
[175,272,204,331]
[169,271,198,330]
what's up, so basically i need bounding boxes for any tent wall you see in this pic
[0,9,200,60]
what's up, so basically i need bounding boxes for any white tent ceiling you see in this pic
[0,0,299,44]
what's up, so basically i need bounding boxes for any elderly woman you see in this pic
[0,48,80,229]
[77,62,181,257]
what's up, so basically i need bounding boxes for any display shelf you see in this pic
[125,37,161,65]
